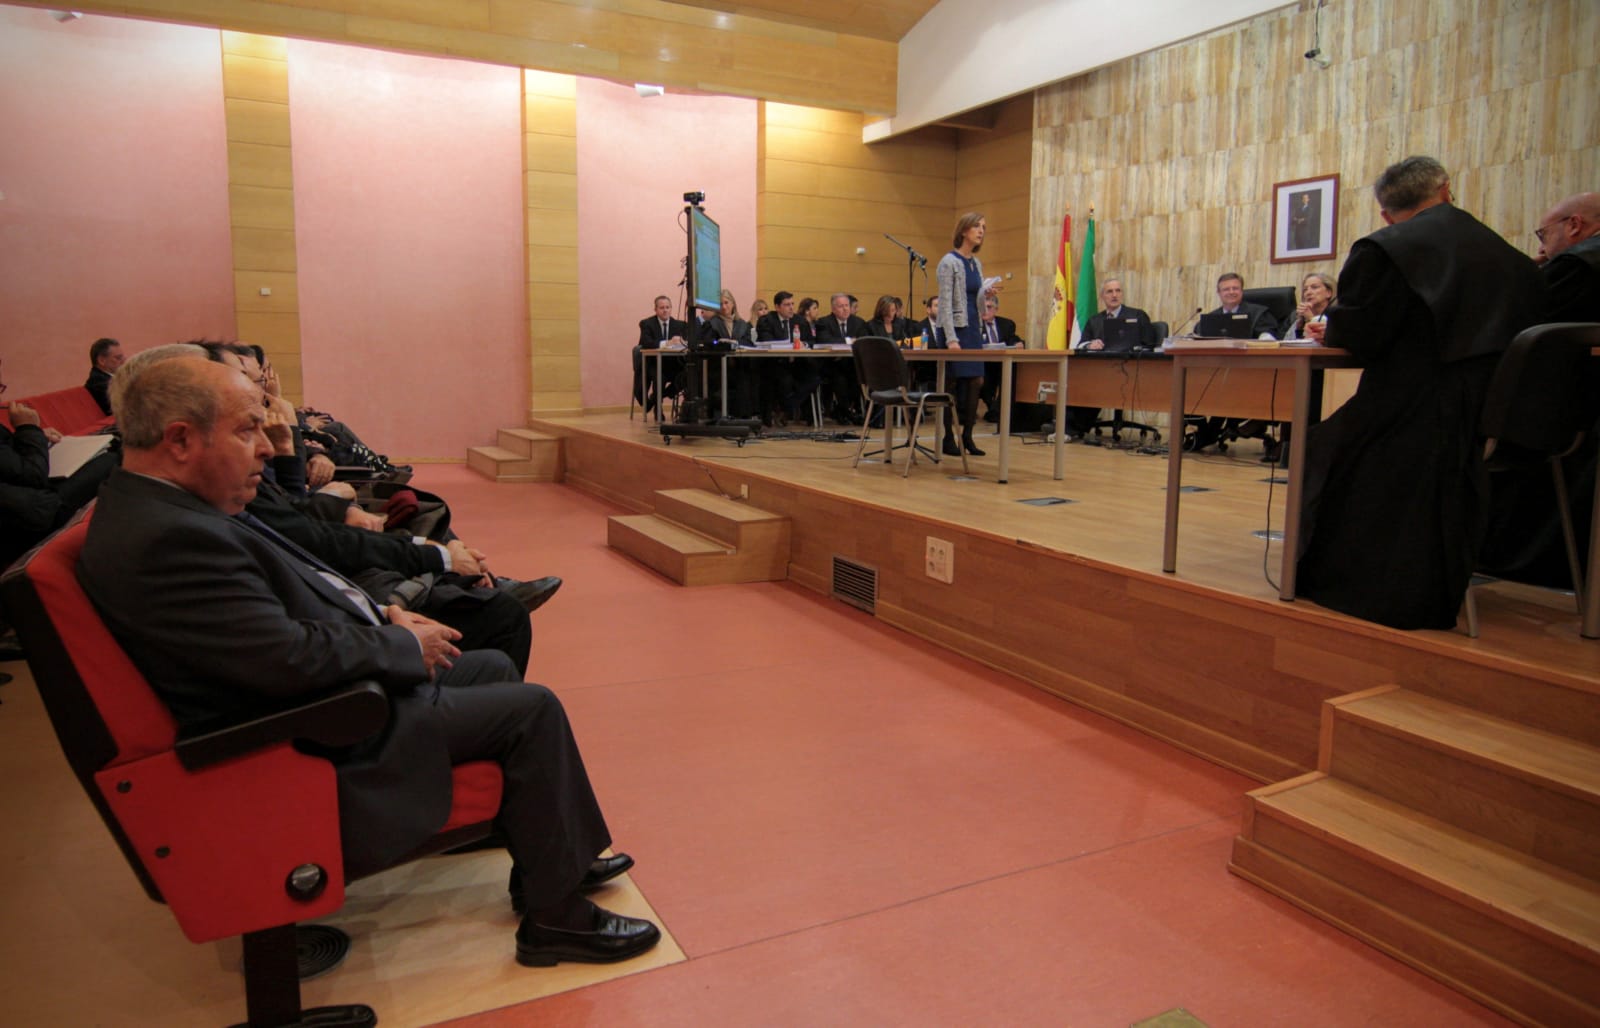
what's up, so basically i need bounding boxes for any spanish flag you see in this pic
[1045,212,1073,350]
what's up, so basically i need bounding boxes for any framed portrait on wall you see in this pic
[1272,174,1338,263]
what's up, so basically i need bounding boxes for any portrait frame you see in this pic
[1271,174,1339,264]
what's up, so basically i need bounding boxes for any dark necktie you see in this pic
[660,319,669,340]
[235,511,385,625]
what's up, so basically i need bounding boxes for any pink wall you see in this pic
[0,7,233,397]
[288,41,525,460]
[576,80,756,407]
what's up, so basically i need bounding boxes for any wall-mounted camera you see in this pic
[1304,47,1330,69]
[683,191,706,206]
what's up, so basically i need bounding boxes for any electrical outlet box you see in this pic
[925,536,954,583]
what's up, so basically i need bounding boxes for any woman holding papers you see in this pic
[936,212,995,457]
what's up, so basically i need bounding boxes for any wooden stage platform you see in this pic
[534,411,1600,785]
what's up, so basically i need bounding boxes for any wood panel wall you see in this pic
[954,94,1034,338]
[25,0,896,115]
[1028,0,1600,339]
[756,103,956,319]
[524,70,581,419]
[222,31,302,402]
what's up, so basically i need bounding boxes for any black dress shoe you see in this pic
[581,852,634,890]
[941,437,962,457]
[499,576,562,613]
[515,906,660,967]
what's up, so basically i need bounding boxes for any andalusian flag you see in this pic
[1045,212,1073,350]
[1076,214,1097,335]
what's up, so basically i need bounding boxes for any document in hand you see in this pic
[48,434,112,478]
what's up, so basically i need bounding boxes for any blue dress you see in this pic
[952,251,983,379]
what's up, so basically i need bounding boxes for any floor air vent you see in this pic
[831,555,877,613]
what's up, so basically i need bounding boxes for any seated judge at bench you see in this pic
[1065,279,1158,435]
[635,295,688,413]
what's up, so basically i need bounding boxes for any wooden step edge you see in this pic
[654,487,786,522]
[468,445,527,462]
[1229,838,1598,1028]
[1318,686,1402,772]
[608,515,731,555]
[500,428,557,442]
[1333,690,1600,803]
[1250,778,1600,961]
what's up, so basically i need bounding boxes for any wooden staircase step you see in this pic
[466,436,562,483]
[652,488,788,550]
[496,427,558,455]
[1233,774,1600,1026]
[607,515,732,586]
[1326,687,1600,878]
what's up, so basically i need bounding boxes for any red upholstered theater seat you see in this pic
[15,386,114,435]
[3,510,505,1027]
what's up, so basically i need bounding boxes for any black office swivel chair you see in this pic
[1242,286,1298,332]
[1463,322,1600,637]
[1090,319,1168,446]
[851,337,969,478]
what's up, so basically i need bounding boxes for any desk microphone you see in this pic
[1172,307,1204,336]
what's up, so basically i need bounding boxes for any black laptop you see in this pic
[1099,315,1144,352]
[1194,311,1256,339]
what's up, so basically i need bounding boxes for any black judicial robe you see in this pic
[1296,203,1546,629]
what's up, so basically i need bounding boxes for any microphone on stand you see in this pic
[1172,307,1204,336]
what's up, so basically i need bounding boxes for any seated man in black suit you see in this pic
[634,295,688,414]
[85,337,124,415]
[1208,272,1280,338]
[1478,190,1600,587]
[1536,190,1600,321]
[755,291,818,424]
[812,292,872,423]
[79,357,658,967]
[977,296,1023,423]
[1189,272,1282,452]
[1066,278,1158,435]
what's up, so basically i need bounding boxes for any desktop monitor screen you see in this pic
[689,206,722,312]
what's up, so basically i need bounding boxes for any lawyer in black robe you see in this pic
[1296,202,1546,629]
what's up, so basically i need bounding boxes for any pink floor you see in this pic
[421,465,1508,1027]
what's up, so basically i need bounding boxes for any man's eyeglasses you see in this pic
[1535,215,1573,244]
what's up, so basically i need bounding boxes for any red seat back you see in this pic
[15,386,113,435]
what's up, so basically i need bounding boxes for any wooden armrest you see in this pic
[175,681,389,770]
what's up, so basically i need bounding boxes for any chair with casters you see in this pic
[850,337,969,478]
[2,509,506,1028]
[1462,322,1600,637]
[1090,319,1167,446]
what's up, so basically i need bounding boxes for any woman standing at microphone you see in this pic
[935,212,993,457]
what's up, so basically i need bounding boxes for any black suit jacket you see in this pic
[85,367,113,415]
[79,470,453,873]
[637,316,690,349]
[698,315,751,345]
[1207,301,1279,339]
[1082,306,1158,351]
[978,315,1022,345]
[756,312,814,344]
[248,478,446,580]
[917,316,948,348]
[1543,235,1600,323]
[813,314,872,344]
